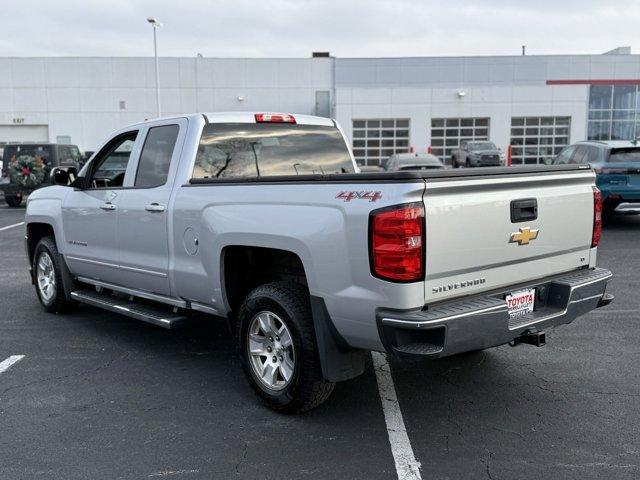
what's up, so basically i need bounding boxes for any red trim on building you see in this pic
[546,79,640,86]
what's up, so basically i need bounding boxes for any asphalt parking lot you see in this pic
[1,203,639,480]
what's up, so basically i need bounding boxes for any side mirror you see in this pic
[50,166,77,186]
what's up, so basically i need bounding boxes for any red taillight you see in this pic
[507,145,512,166]
[592,186,602,247]
[370,203,424,282]
[254,113,296,123]
[427,145,433,154]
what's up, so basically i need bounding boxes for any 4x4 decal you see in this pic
[336,191,382,202]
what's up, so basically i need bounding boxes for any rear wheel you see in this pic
[237,281,334,413]
[33,237,76,313]
[465,158,471,168]
[5,194,22,207]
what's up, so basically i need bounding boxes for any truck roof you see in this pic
[129,112,335,127]
[204,112,335,126]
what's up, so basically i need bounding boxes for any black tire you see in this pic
[237,281,334,413]
[451,156,457,168]
[5,194,22,207]
[33,236,76,313]
[465,158,471,168]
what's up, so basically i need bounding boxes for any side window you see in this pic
[69,146,82,165]
[460,141,468,150]
[134,125,180,187]
[59,146,81,166]
[89,131,138,188]
[555,146,576,164]
[570,146,589,164]
[58,146,70,164]
[585,146,600,164]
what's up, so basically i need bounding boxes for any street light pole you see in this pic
[147,17,162,117]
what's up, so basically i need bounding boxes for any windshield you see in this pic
[608,147,640,163]
[193,123,354,179]
[468,142,497,151]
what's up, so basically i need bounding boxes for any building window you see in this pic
[588,85,640,140]
[352,119,410,166]
[510,116,571,165]
[430,117,489,164]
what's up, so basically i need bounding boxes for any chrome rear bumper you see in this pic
[614,202,640,214]
[377,268,613,358]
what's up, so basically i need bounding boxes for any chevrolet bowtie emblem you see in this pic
[510,227,539,245]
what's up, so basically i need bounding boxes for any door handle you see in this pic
[510,198,537,223]
[100,202,116,211]
[145,203,166,213]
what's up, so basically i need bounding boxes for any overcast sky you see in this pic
[2,0,638,58]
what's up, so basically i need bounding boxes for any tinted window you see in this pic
[554,146,576,164]
[90,132,138,188]
[571,146,589,164]
[135,125,179,187]
[608,147,640,163]
[193,123,354,179]
[58,145,82,166]
[585,146,600,163]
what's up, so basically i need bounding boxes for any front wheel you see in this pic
[5,194,23,207]
[237,281,334,413]
[33,237,76,313]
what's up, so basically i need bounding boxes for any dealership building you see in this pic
[1,47,639,166]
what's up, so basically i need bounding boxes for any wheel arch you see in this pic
[221,245,366,383]
[221,245,310,315]
[26,222,56,267]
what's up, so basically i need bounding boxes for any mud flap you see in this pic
[310,295,366,382]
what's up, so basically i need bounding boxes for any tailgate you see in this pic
[423,168,596,302]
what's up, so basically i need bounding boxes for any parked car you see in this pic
[25,112,612,413]
[0,143,82,207]
[451,140,504,168]
[553,140,640,217]
[384,153,445,171]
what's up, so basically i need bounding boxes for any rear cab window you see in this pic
[192,123,355,179]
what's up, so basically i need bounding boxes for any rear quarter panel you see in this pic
[171,180,426,351]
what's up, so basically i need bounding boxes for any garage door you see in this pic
[0,125,49,143]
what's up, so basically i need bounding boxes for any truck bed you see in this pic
[189,164,591,184]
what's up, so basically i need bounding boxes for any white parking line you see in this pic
[0,221,24,232]
[372,352,422,480]
[0,355,25,374]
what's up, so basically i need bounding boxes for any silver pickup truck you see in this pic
[24,112,613,413]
